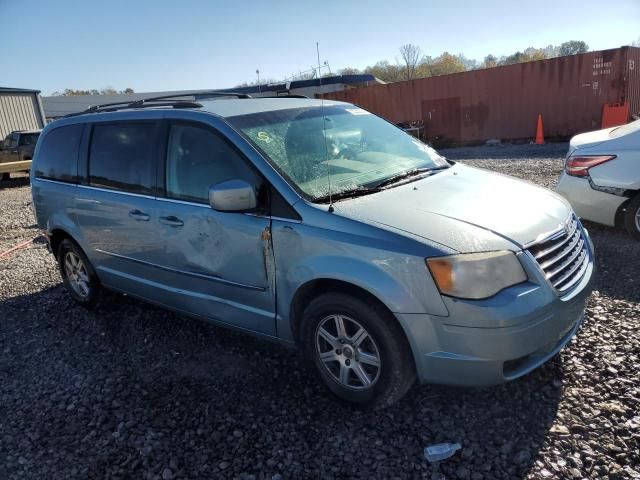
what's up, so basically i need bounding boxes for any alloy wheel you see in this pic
[315,314,381,390]
[64,251,90,298]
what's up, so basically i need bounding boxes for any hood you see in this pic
[333,164,572,253]
[568,126,616,155]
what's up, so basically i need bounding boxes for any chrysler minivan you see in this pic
[31,93,594,406]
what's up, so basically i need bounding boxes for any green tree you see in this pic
[483,54,498,68]
[363,61,403,83]
[558,40,589,56]
[523,47,547,61]
[457,54,478,71]
[424,52,466,76]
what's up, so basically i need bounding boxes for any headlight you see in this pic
[426,251,527,300]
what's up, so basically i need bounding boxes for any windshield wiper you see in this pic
[371,166,448,189]
[312,166,449,204]
[313,186,382,204]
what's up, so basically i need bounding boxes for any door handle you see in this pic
[159,215,184,227]
[128,209,150,221]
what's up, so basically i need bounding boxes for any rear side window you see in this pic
[165,123,257,203]
[89,123,155,195]
[34,124,82,183]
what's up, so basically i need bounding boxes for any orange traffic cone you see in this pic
[535,114,545,144]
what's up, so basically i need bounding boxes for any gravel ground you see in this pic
[1,146,639,480]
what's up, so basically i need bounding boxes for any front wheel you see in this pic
[57,239,101,308]
[301,292,416,407]
[624,195,640,241]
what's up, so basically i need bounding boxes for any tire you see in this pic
[300,292,416,407]
[623,194,640,241]
[57,239,101,308]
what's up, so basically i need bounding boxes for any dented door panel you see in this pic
[154,198,276,335]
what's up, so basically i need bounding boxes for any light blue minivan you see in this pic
[31,93,594,406]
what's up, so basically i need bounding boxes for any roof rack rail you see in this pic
[63,90,251,118]
[137,91,252,103]
[260,94,309,99]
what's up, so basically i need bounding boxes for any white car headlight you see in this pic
[426,251,527,300]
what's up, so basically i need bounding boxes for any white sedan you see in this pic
[556,119,640,240]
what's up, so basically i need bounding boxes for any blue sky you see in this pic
[3,0,639,95]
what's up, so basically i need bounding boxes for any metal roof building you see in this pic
[0,87,47,139]
[42,74,383,120]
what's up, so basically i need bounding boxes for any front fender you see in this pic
[272,220,449,342]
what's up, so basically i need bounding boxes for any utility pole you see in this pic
[317,42,322,94]
[256,69,261,93]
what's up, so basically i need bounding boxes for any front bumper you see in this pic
[397,237,594,386]
[556,172,626,227]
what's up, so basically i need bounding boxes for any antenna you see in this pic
[317,41,333,212]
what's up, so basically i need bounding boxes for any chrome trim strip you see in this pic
[539,233,582,269]
[94,248,266,291]
[154,196,210,208]
[270,215,302,224]
[247,213,302,224]
[525,214,590,297]
[552,250,587,287]
[522,214,576,250]
[541,237,584,273]
[522,224,566,250]
[556,254,589,292]
[34,177,78,187]
[154,198,303,223]
[533,219,578,259]
[77,184,156,200]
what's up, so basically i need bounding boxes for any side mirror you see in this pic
[208,179,257,212]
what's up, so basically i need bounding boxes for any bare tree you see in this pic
[399,44,422,81]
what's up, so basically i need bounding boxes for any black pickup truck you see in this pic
[0,130,41,179]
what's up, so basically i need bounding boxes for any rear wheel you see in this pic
[624,194,640,241]
[300,292,415,407]
[57,239,101,308]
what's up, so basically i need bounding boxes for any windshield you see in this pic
[228,105,448,201]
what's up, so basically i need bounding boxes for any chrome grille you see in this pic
[527,216,589,294]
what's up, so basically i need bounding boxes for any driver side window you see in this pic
[165,123,257,204]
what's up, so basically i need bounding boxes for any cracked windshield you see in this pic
[230,104,449,200]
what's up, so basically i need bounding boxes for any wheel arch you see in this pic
[288,279,417,363]
[614,189,640,228]
[49,228,75,259]
[49,227,88,260]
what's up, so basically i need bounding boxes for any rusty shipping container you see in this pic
[322,46,640,146]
